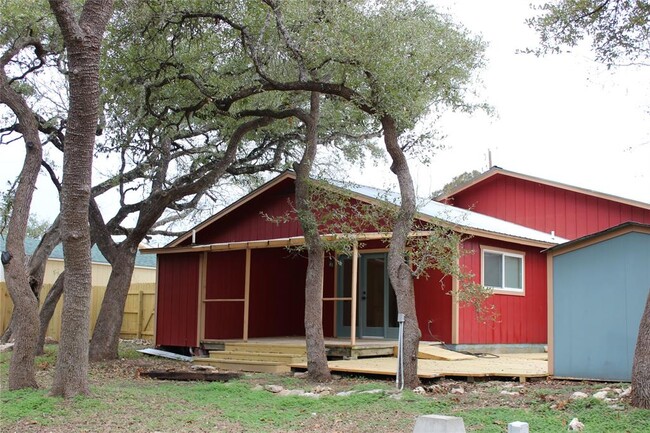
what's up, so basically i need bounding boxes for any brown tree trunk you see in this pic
[89,252,136,361]
[631,291,650,408]
[0,38,45,390]
[294,92,331,381]
[36,271,65,355]
[3,220,62,345]
[48,0,114,398]
[381,115,420,389]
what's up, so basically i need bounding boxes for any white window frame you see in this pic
[480,246,525,296]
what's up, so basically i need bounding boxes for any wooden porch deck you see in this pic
[194,338,548,381]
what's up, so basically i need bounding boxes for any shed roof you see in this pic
[163,171,567,251]
[546,222,650,256]
[434,166,650,211]
[0,236,156,268]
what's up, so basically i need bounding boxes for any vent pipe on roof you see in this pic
[551,230,555,238]
[192,230,196,245]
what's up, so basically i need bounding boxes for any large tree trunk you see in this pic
[0,39,45,390]
[49,0,114,398]
[294,93,331,381]
[631,291,650,408]
[36,271,65,355]
[2,220,61,344]
[89,252,136,361]
[381,115,420,389]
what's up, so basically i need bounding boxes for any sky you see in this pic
[348,1,650,203]
[1,1,649,226]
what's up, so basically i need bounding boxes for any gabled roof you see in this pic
[547,222,650,256]
[434,166,650,211]
[163,170,566,251]
[0,236,156,268]
[165,171,296,248]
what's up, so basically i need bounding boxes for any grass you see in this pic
[1,343,650,432]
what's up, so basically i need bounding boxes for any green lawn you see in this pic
[1,343,648,432]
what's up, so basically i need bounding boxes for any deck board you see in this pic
[291,354,547,380]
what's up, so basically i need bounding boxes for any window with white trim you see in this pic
[482,248,524,293]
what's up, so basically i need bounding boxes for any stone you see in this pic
[450,387,465,395]
[619,387,632,397]
[568,418,584,431]
[414,386,427,395]
[0,343,15,353]
[293,371,308,378]
[413,415,466,433]
[190,364,216,371]
[264,384,284,393]
[359,389,384,395]
[507,421,529,433]
[592,390,609,400]
[313,385,333,394]
[500,390,519,396]
[336,391,355,397]
[301,392,320,398]
[570,391,588,400]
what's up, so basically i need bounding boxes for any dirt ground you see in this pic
[2,341,642,433]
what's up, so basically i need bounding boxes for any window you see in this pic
[482,248,524,294]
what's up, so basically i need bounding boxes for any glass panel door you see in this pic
[336,253,399,339]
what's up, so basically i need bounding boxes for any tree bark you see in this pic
[293,92,331,381]
[0,38,45,390]
[48,0,113,398]
[381,115,420,389]
[87,117,275,360]
[36,271,65,355]
[631,291,650,408]
[2,219,61,345]
[88,251,136,361]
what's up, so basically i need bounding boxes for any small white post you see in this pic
[508,421,529,433]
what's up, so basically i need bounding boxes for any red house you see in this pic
[147,169,637,354]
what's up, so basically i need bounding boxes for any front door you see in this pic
[336,253,398,339]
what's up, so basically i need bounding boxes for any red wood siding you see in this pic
[204,251,246,340]
[449,174,650,240]
[457,238,547,344]
[191,179,303,245]
[155,253,200,347]
[248,248,307,337]
[414,270,452,343]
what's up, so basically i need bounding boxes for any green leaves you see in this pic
[528,0,650,67]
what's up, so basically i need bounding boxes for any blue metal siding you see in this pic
[553,232,650,381]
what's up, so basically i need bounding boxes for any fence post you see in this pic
[137,290,143,339]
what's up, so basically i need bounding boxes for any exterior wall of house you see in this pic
[457,237,547,345]
[446,174,650,240]
[414,269,452,343]
[551,230,650,381]
[155,253,200,347]
[187,179,303,245]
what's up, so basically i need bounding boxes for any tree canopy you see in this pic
[528,0,650,67]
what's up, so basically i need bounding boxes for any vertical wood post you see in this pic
[197,252,207,346]
[350,240,358,346]
[137,290,143,339]
[243,248,251,342]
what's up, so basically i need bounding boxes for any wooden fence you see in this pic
[0,282,156,341]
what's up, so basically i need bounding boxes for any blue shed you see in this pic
[548,222,650,381]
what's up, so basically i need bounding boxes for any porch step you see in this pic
[210,350,306,364]
[224,342,307,355]
[192,357,291,374]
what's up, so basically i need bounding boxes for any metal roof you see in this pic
[342,182,567,246]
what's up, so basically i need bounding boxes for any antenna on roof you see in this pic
[487,149,493,169]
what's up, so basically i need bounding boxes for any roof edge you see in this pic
[435,166,650,210]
